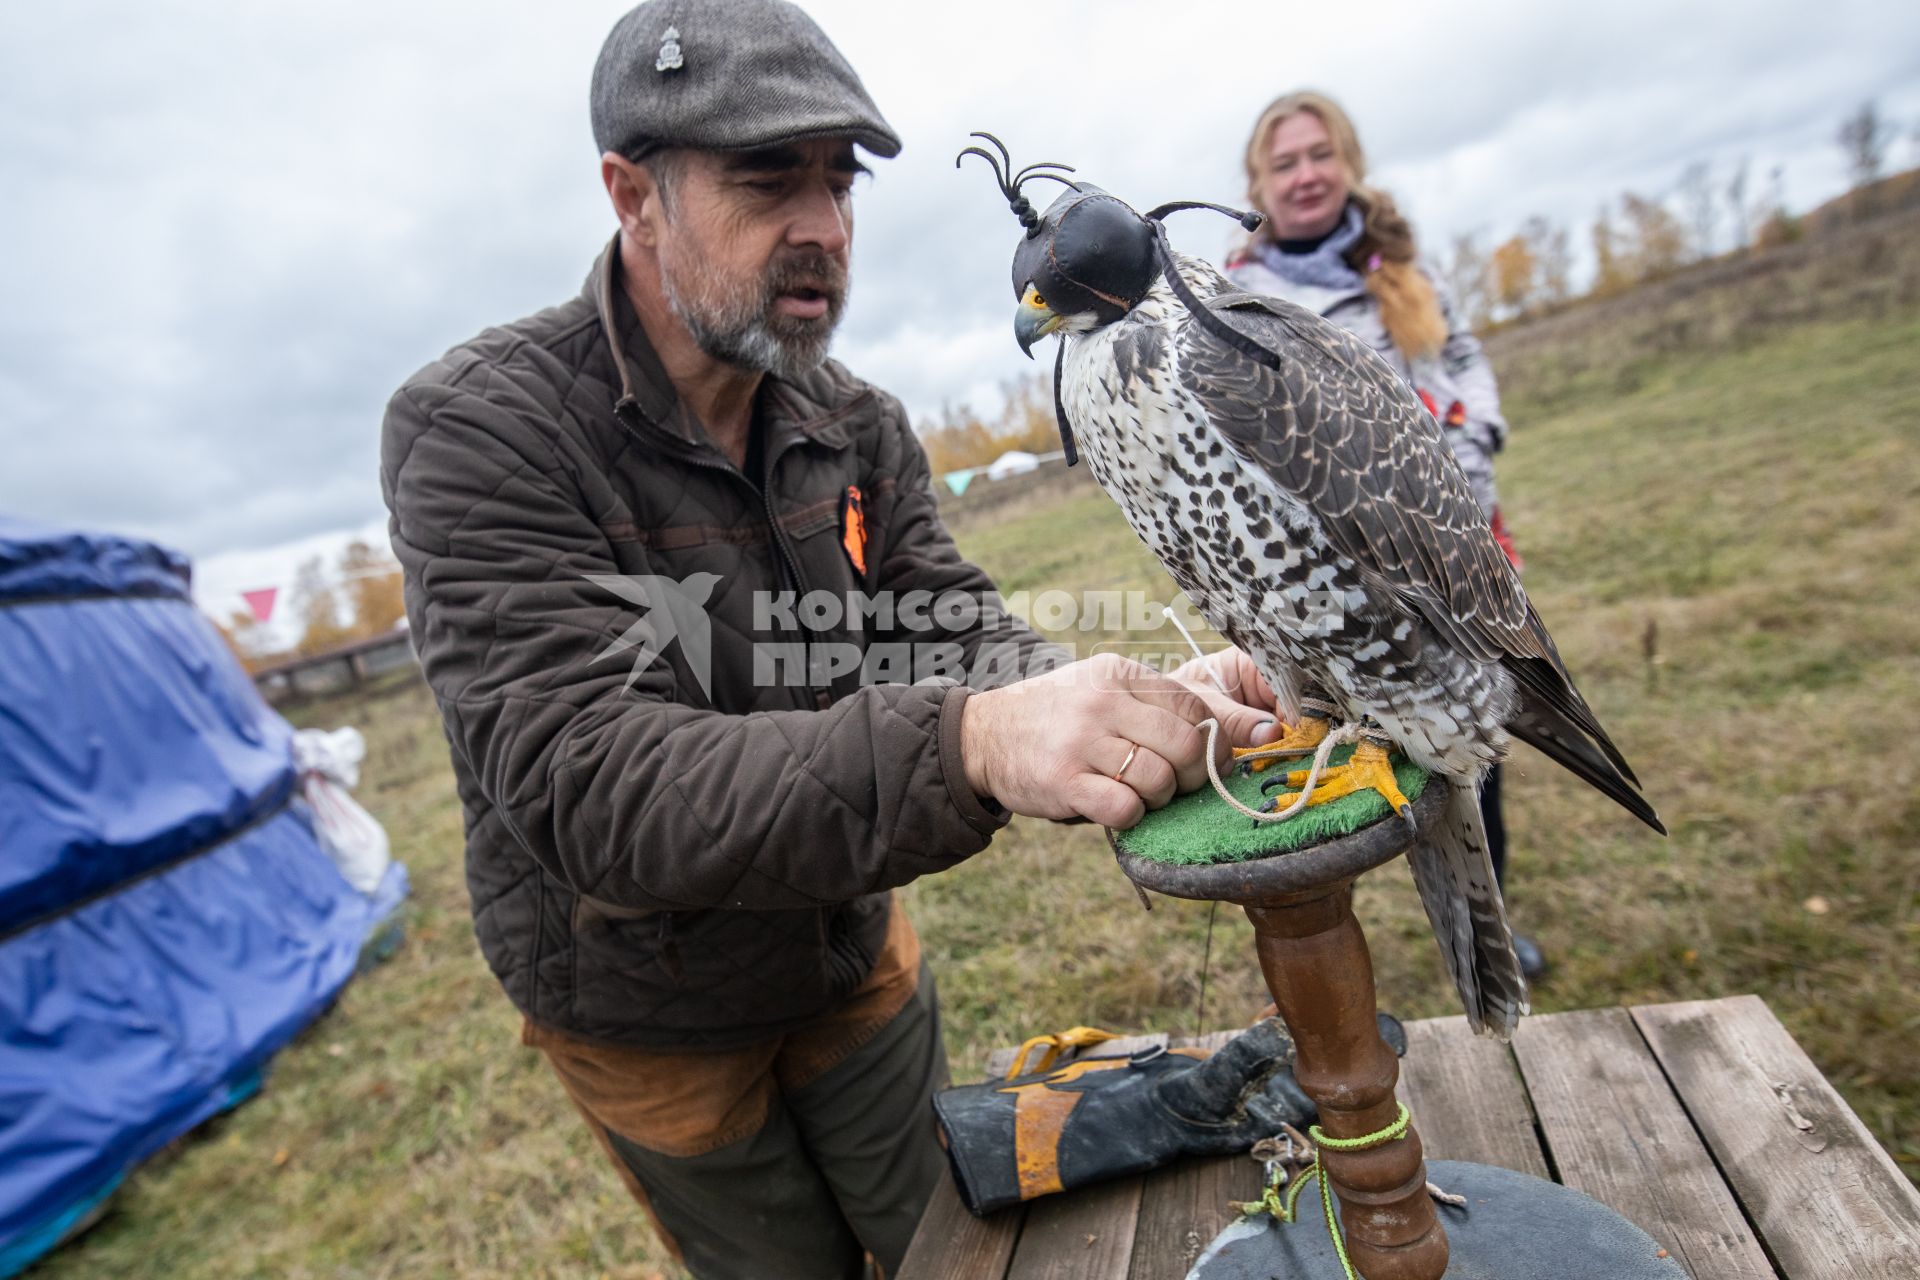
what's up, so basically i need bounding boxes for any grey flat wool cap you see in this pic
[591,0,901,159]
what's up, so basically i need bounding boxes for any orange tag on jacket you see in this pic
[841,485,868,576]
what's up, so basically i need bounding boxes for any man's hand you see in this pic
[957,652,1282,829]
[1168,648,1283,726]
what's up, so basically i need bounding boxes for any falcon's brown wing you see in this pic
[1175,286,1532,658]
[1173,275,1660,831]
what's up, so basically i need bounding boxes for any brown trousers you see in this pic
[524,901,950,1279]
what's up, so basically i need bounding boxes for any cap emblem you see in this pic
[655,26,683,73]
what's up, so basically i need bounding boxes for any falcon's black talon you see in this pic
[1259,774,1290,795]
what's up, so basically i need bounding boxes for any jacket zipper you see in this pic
[760,441,831,709]
[615,401,824,707]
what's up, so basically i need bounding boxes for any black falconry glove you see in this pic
[932,1013,1408,1216]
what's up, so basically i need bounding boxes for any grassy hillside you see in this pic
[35,289,1919,1279]
[1481,201,1920,409]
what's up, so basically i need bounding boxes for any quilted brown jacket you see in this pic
[382,237,1056,1047]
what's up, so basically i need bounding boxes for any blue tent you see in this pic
[0,520,407,1275]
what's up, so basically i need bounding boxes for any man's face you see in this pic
[652,138,862,379]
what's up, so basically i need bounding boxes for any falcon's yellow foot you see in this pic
[1232,716,1329,773]
[1257,740,1411,816]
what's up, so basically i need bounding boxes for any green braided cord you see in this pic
[1309,1102,1412,1150]
[1239,1103,1414,1280]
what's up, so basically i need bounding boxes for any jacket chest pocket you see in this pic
[781,473,901,594]
[770,472,893,707]
[783,492,862,594]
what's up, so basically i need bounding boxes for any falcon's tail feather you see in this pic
[1408,780,1529,1040]
[1508,689,1667,835]
[1505,644,1641,788]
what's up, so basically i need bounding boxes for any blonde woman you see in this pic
[1227,89,1543,978]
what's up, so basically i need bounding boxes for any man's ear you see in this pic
[602,152,664,247]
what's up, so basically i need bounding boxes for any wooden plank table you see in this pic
[898,995,1920,1280]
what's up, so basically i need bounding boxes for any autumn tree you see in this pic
[1618,192,1687,280]
[1677,160,1717,259]
[1724,156,1751,251]
[1440,231,1491,330]
[1837,99,1893,190]
[917,373,1063,474]
[1488,234,1536,320]
[994,375,1063,456]
[1519,216,1571,310]
[1754,208,1803,250]
[340,539,405,637]
[1764,163,1787,216]
[1753,164,1801,250]
[919,404,999,475]
[289,556,353,658]
[1837,99,1895,220]
[1591,203,1631,297]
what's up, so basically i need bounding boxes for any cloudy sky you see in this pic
[4,0,1917,621]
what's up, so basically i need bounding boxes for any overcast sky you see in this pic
[4,0,1918,620]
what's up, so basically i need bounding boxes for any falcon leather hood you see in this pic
[1009,184,1159,330]
[958,130,1265,463]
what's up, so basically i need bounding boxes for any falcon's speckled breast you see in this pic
[1059,255,1516,775]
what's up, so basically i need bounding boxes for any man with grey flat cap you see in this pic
[381,1,1281,1275]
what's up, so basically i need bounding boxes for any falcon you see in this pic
[960,135,1665,1038]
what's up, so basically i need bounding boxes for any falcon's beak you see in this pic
[1014,285,1063,358]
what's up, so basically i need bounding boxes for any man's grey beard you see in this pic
[659,244,848,380]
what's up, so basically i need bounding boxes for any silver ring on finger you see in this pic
[1112,741,1141,784]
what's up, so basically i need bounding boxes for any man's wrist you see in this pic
[939,684,1008,834]
[956,687,990,794]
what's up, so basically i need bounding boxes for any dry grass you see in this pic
[34,265,1920,1279]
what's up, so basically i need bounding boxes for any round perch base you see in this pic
[1112,743,1434,875]
[1109,770,1447,901]
[1187,1160,1688,1280]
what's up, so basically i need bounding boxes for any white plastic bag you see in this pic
[292,727,391,896]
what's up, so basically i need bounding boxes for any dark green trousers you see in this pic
[605,969,949,1278]
[529,904,948,1280]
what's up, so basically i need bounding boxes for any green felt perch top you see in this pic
[1112,744,1432,867]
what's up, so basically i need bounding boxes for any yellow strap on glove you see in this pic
[1006,1026,1122,1079]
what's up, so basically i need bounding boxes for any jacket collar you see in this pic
[586,234,860,453]
[588,234,680,436]
[1226,254,1367,318]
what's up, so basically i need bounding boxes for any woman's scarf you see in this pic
[1250,201,1367,291]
